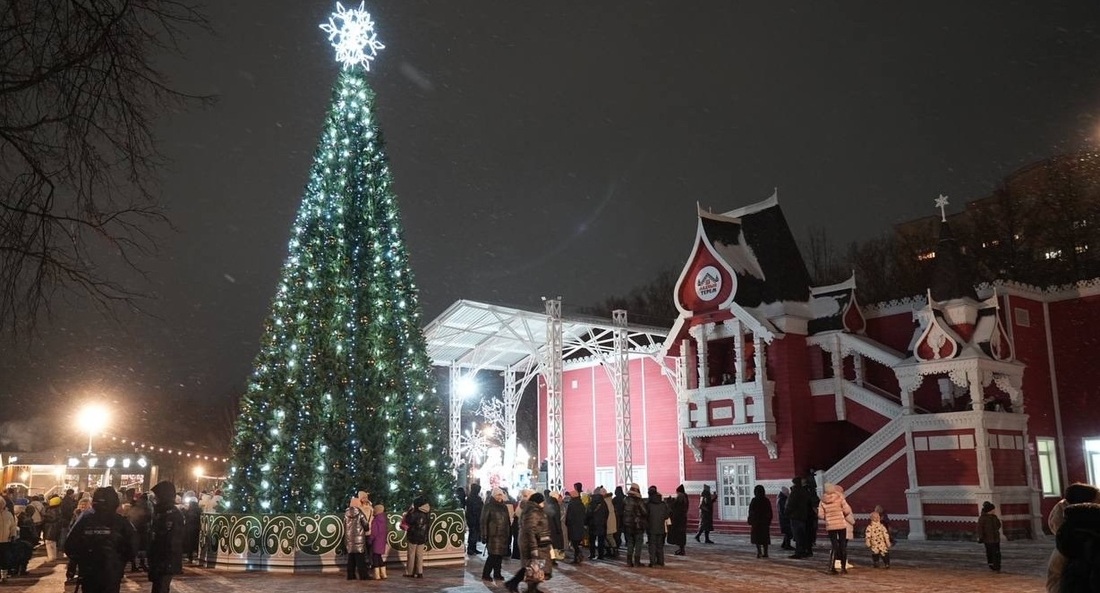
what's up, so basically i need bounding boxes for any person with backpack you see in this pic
[64,487,136,593]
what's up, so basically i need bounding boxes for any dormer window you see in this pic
[917,251,936,261]
[1044,249,1062,260]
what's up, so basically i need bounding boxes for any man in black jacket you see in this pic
[465,483,483,555]
[64,487,136,593]
[148,481,184,593]
[785,477,810,559]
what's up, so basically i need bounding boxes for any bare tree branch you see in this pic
[0,0,213,336]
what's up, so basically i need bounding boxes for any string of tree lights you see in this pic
[223,3,454,514]
[105,434,229,463]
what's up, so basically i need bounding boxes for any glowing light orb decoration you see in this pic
[319,2,385,70]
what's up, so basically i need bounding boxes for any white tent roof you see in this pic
[424,299,669,373]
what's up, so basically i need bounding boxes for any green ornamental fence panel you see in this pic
[199,510,466,571]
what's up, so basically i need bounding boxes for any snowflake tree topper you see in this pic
[934,194,950,222]
[319,2,385,70]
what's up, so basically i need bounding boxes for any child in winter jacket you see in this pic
[976,501,1001,572]
[370,504,389,580]
[864,511,891,568]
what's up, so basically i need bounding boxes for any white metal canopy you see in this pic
[424,299,671,491]
[424,299,669,373]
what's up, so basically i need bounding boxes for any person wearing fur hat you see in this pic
[621,483,648,567]
[480,487,511,581]
[817,483,853,575]
[149,481,185,592]
[976,501,1002,572]
[1057,501,1100,592]
[64,487,136,592]
[507,492,552,593]
[403,496,431,578]
[344,496,371,580]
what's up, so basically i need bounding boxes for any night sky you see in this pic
[3,1,1100,454]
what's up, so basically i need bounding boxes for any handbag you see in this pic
[525,558,546,583]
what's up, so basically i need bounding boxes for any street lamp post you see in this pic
[77,404,110,456]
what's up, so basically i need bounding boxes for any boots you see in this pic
[762,545,769,558]
[756,545,762,558]
[380,566,388,579]
[373,568,381,580]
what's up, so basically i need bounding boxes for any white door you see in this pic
[594,467,616,492]
[717,457,756,521]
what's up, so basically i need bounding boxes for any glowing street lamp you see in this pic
[77,404,110,455]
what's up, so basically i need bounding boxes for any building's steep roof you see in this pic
[699,193,812,309]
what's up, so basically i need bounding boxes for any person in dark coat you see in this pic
[645,486,669,567]
[1057,502,1100,592]
[621,484,647,567]
[543,490,564,560]
[182,497,201,564]
[806,472,821,552]
[403,497,431,578]
[127,493,153,572]
[786,477,811,559]
[777,486,793,550]
[465,483,484,556]
[587,487,610,559]
[507,493,552,593]
[148,481,185,593]
[748,484,774,558]
[668,485,689,555]
[612,486,626,551]
[64,487,136,593]
[564,487,587,564]
[695,484,715,544]
[976,501,1001,572]
[479,488,511,581]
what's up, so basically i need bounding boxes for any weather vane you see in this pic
[934,194,949,222]
[319,2,385,70]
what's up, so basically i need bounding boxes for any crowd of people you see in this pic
[0,482,211,592]
[446,474,902,591]
[450,480,719,592]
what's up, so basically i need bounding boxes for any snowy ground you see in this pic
[9,534,1049,592]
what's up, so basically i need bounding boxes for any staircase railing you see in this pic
[823,415,906,488]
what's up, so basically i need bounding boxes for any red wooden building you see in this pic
[429,191,1100,540]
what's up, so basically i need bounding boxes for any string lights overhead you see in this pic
[104,434,229,463]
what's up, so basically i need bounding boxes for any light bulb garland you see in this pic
[105,434,229,463]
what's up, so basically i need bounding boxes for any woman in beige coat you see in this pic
[817,483,853,575]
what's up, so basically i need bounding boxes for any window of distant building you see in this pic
[1076,243,1089,254]
[917,251,936,261]
[1044,249,1062,260]
[1036,437,1061,497]
[1014,307,1030,327]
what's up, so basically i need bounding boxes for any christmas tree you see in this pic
[225,2,454,514]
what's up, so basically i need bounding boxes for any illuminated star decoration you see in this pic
[934,194,950,222]
[319,2,385,70]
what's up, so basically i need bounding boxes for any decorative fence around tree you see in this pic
[199,510,466,571]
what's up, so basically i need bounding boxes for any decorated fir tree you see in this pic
[225,2,454,514]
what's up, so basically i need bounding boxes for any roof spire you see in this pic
[928,198,978,302]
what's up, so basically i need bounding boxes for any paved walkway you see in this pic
[7,535,1050,592]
